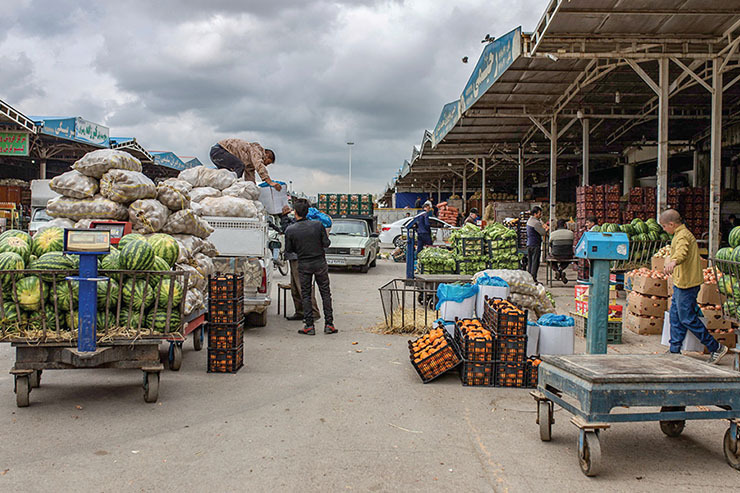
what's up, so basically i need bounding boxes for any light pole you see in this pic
[347,141,354,194]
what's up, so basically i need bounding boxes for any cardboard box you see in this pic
[700,257,708,270]
[697,283,722,306]
[651,256,666,273]
[624,311,663,335]
[627,291,668,318]
[700,307,732,331]
[574,283,616,301]
[631,274,669,297]
[704,333,737,354]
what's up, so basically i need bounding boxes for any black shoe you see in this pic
[287,313,304,321]
[298,326,315,336]
[561,273,568,285]
[324,325,338,334]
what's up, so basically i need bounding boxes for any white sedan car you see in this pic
[378,215,458,247]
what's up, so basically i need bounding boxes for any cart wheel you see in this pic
[578,431,601,477]
[30,370,42,389]
[169,343,183,371]
[15,375,30,408]
[538,400,552,441]
[659,406,686,437]
[193,327,203,351]
[143,372,159,403]
[724,426,740,470]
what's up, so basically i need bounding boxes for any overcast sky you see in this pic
[1,0,546,195]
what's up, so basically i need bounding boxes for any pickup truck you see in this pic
[325,217,381,273]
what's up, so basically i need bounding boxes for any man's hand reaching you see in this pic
[271,182,283,192]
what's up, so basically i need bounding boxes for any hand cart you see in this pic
[531,354,740,476]
[165,308,206,371]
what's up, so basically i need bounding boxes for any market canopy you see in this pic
[110,137,154,164]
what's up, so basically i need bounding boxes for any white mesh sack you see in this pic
[47,194,129,220]
[184,288,205,315]
[222,180,260,200]
[171,234,205,257]
[72,149,142,178]
[189,187,221,203]
[129,199,170,233]
[199,239,219,257]
[38,218,75,232]
[100,170,157,203]
[178,167,237,190]
[197,196,257,218]
[162,209,214,238]
[74,219,95,229]
[175,263,206,291]
[194,253,215,278]
[49,170,99,199]
[157,178,192,211]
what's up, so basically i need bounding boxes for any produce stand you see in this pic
[708,256,740,370]
[532,354,740,476]
[610,239,668,273]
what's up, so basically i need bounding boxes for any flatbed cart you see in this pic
[531,354,740,476]
[165,308,206,371]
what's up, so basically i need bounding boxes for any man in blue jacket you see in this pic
[411,201,434,253]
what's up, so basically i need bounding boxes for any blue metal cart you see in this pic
[531,354,740,476]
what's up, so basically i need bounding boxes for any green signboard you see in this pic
[0,131,30,156]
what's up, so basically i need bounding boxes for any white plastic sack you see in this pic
[162,210,214,238]
[157,178,191,211]
[49,170,99,199]
[175,263,206,291]
[178,167,237,190]
[198,196,257,218]
[74,219,95,229]
[38,218,75,232]
[129,199,170,233]
[190,201,204,216]
[194,253,215,279]
[47,194,129,220]
[184,288,205,316]
[72,149,142,178]
[172,234,204,257]
[189,187,221,203]
[222,180,260,200]
[100,170,156,203]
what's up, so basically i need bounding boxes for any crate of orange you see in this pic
[483,298,527,336]
[208,321,244,350]
[408,327,461,383]
[454,318,494,362]
[208,273,244,300]
[494,335,528,363]
[526,357,541,388]
[460,360,495,386]
[494,362,527,388]
[207,345,244,373]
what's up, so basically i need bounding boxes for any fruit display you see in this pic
[455,318,493,362]
[408,327,461,382]
[627,267,669,281]
[483,298,527,336]
[703,267,718,284]
[653,245,671,258]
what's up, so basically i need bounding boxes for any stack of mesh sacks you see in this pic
[473,269,556,319]
[44,149,224,317]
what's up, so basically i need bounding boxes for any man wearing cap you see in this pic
[464,208,479,226]
[209,138,282,191]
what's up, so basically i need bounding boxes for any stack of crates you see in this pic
[317,193,374,216]
[207,273,245,373]
[454,318,495,386]
[483,298,529,387]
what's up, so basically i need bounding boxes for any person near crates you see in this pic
[209,138,282,191]
[660,209,727,364]
[585,216,599,232]
[409,201,434,253]
[464,208,479,226]
[285,198,336,335]
[549,219,574,283]
[526,206,546,283]
[278,205,320,322]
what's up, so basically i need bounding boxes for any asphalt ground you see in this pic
[0,256,738,492]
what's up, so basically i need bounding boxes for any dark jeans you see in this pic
[290,259,319,318]
[210,144,245,178]
[669,285,719,353]
[299,258,333,327]
[417,232,433,253]
[527,245,541,282]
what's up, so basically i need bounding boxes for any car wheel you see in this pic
[360,262,370,273]
[370,256,377,267]
[393,235,402,248]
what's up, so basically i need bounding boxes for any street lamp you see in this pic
[347,141,354,194]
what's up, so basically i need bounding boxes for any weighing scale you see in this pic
[88,220,132,245]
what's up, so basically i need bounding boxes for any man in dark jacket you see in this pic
[285,199,336,335]
[526,206,546,282]
[279,206,319,322]
[410,201,434,253]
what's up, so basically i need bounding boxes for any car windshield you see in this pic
[331,221,368,237]
[32,209,52,222]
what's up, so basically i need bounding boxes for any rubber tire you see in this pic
[193,327,203,352]
[579,432,601,477]
[169,343,182,371]
[393,236,402,248]
[360,263,370,273]
[15,375,30,407]
[724,427,740,470]
[143,372,159,403]
[659,406,686,437]
[539,401,552,441]
[30,370,41,389]
[246,310,268,327]
[370,255,377,267]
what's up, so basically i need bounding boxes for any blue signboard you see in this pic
[431,100,461,148]
[74,117,109,147]
[151,151,186,171]
[460,27,522,114]
[31,116,109,147]
[35,117,76,141]
[183,157,204,169]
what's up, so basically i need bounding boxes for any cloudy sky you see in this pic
[1,0,546,195]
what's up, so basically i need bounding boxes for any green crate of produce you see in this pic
[572,313,622,344]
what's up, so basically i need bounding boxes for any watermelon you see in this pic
[117,309,143,329]
[0,301,25,325]
[607,224,620,233]
[153,278,183,307]
[591,225,601,232]
[0,236,31,264]
[28,252,75,282]
[146,256,171,287]
[146,308,182,333]
[27,305,59,331]
[32,227,64,257]
[120,240,155,271]
[630,218,641,227]
[67,254,80,271]
[660,232,670,242]
[0,252,25,290]
[99,248,121,271]
[0,229,32,247]
[54,281,79,312]
[718,276,738,296]
[600,223,610,232]
[730,227,740,248]
[717,247,735,273]
[647,222,662,233]
[97,309,115,331]
[634,221,649,234]
[15,276,47,311]
[724,300,738,318]
[647,231,660,242]
[65,310,79,331]
[620,224,634,236]
[146,234,179,267]
[121,279,155,310]
[118,233,146,251]
[96,278,119,309]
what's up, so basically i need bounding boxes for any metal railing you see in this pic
[611,239,669,272]
[709,257,740,325]
[378,279,439,334]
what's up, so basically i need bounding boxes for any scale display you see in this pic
[89,221,131,244]
[64,229,110,253]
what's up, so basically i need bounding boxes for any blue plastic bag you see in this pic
[257,180,287,188]
[537,314,574,327]
[475,273,509,288]
[307,207,332,228]
[435,283,478,310]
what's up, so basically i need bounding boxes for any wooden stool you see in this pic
[277,283,291,318]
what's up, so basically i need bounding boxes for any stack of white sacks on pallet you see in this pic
[44,149,264,318]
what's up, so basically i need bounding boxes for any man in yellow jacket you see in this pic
[661,209,727,363]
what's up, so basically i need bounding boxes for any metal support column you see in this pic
[481,157,487,220]
[550,116,558,231]
[623,163,635,196]
[39,159,47,179]
[709,58,723,254]
[657,58,669,217]
[518,146,524,202]
[437,178,441,204]
[582,118,590,187]
[692,149,700,187]
[462,166,467,214]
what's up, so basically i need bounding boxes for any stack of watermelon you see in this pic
[715,226,740,318]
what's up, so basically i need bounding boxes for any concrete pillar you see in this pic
[462,166,467,214]
[657,58,669,217]
[481,157,486,218]
[39,159,47,179]
[709,57,723,254]
[582,118,590,187]
[437,178,441,204]
[518,146,524,202]
[692,149,699,187]
[550,116,558,231]
[623,163,635,196]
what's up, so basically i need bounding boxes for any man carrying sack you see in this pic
[209,138,282,190]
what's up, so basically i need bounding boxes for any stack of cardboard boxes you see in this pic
[624,272,668,335]
[695,277,736,352]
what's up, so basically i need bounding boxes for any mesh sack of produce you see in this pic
[193,253,215,278]
[156,178,192,211]
[100,169,157,204]
[189,187,221,203]
[199,239,219,257]
[184,287,205,315]
[175,263,206,291]
[38,218,75,232]
[212,256,262,295]
[474,269,539,297]
[74,219,94,229]
[72,149,142,178]
[198,196,257,218]
[178,167,237,190]
[129,199,170,233]
[190,201,204,216]
[49,170,99,199]
[222,180,260,200]
[171,234,204,259]
[162,210,214,238]
[47,194,129,220]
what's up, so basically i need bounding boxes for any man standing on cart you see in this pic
[660,209,727,363]
[209,138,282,190]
